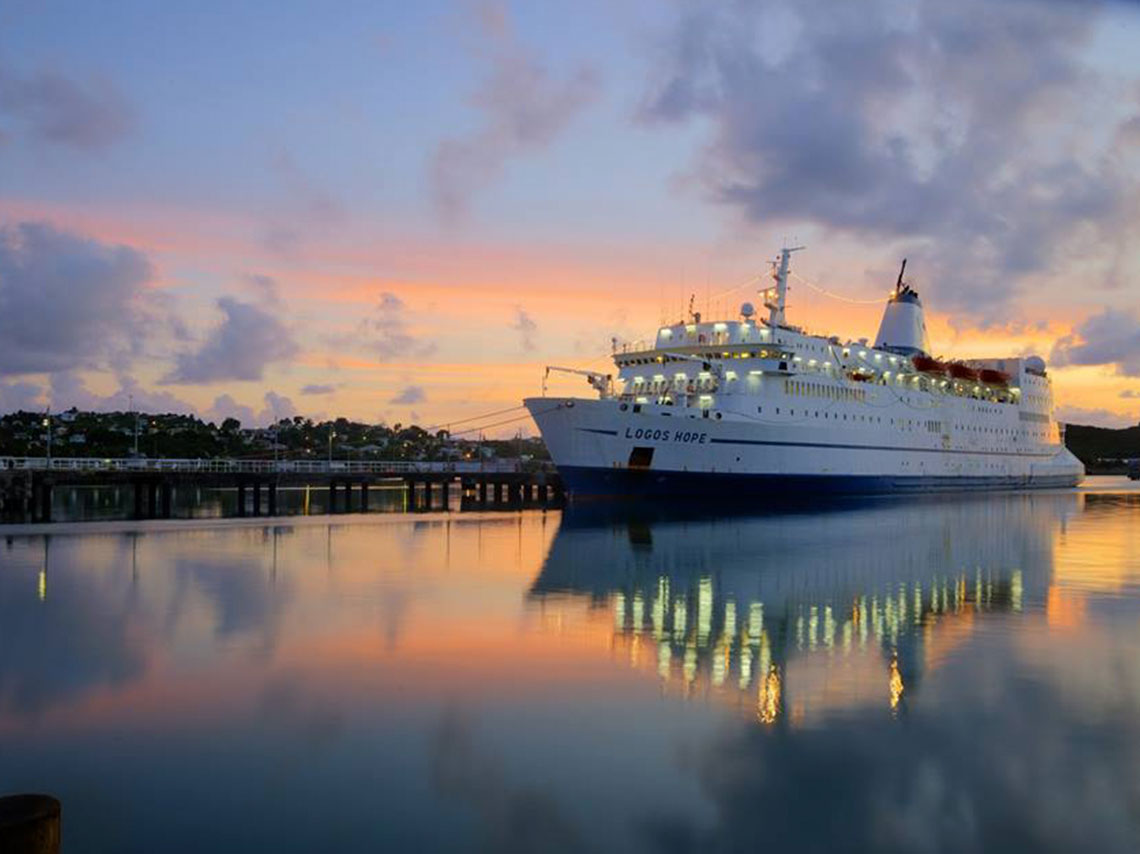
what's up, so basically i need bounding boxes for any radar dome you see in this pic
[740,301,755,318]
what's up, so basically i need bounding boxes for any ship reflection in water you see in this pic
[532,496,1044,728]
[3,482,1140,852]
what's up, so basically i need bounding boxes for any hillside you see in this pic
[1065,423,1140,470]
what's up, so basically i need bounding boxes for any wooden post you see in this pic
[268,482,278,516]
[37,481,51,524]
[360,481,369,511]
[236,482,247,517]
[440,479,450,511]
[478,480,487,504]
[160,482,173,519]
[134,481,145,519]
[252,480,262,516]
[147,481,158,518]
[0,794,61,854]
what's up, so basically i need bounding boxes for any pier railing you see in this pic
[0,457,541,475]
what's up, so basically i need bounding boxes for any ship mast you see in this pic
[766,245,804,328]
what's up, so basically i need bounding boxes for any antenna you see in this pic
[895,258,908,295]
[766,245,805,329]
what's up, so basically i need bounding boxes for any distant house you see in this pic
[68,434,87,445]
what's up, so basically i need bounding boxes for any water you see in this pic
[41,483,431,521]
[2,478,1140,852]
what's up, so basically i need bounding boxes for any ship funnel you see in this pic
[874,260,930,356]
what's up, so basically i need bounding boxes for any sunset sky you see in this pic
[3,0,1140,432]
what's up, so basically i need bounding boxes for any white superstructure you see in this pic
[525,249,1084,498]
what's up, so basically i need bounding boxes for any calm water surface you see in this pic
[3,478,1140,852]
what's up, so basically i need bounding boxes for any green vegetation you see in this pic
[1065,424,1140,472]
[0,409,548,462]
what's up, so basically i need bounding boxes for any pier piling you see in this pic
[0,794,61,854]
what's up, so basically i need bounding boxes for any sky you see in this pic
[2,0,1140,432]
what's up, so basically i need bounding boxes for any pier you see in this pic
[0,458,563,523]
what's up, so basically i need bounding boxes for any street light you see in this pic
[42,411,52,467]
[129,393,140,457]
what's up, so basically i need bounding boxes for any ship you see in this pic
[524,247,1084,498]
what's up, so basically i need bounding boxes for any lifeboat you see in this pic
[947,363,979,382]
[912,355,948,375]
[848,370,874,383]
[979,368,1010,386]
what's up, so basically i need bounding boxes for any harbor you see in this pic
[6,0,1140,850]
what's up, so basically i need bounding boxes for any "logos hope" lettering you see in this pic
[624,427,708,444]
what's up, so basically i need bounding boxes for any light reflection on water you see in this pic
[2,479,1140,852]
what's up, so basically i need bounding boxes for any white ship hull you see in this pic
[526,397,1084,498]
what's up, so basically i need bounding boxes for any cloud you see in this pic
[1055,405,1136,429]
[511,306,537,351]
[430,3,601,221]
[205,394,256,426]
[0,380,45,412]
[0,371,194,415]
[260,390,296,423]
[0,62,133,150]
[638,0,1136,315]
[162,297,299,384]
[0,221,153,375]
[45,371,193,414]
[356,292,436,361]
[244,273,283,308]
[1121,390,1140,399]
[390,385,425,405]
[259,150,347,258]
[1050,308,1140,376]
[301,384,336,395]
[203,391,297,428]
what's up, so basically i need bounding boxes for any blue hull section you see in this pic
[558,466,1079,499]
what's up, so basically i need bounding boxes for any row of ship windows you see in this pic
[760,409,935,429]
[621,350,791,366]
[786,380,866,403]
[755,408,1043,437]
